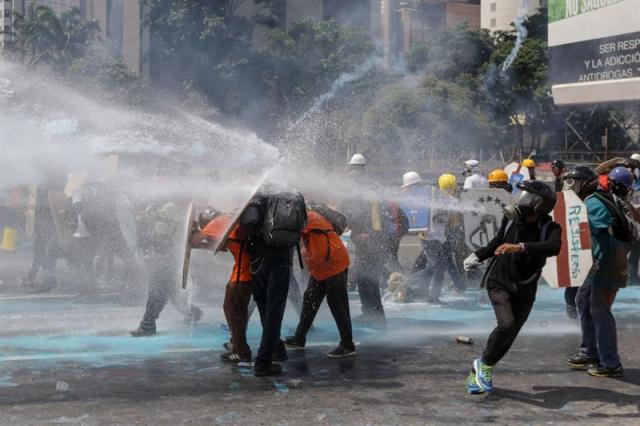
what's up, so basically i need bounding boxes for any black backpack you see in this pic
[591,192,636,243]
[261,192,307,248]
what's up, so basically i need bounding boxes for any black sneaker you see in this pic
[567,354,599,370]
[284,335,305,349]
[588,364,624,377]
[327,344,356,359]
[254,363,282,377]
[130,323,156,337]
[220,352,252,366]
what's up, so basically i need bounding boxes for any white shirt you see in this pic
[463,173,489,190]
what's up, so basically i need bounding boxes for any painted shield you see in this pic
[48,191,75,253]
[461,188,513,252]
[115,193,138,252]
[179,202,196,290]
[542,190,592,289]
[214,178,266,254]
[400,185,431,233]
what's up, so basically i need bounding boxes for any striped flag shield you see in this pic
[542,190,593,288]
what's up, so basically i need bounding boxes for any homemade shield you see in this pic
[179,203,196,289]
[400,185,432,233]
[214,179,267,254]
[115,193,138,252]
[542,190,592,288]
[461,188,512,252]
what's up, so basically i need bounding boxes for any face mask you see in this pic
[562,178,583,194]
[503,190,539,223]
[503,204,535,223]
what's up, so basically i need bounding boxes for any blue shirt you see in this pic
[585,194,628,288]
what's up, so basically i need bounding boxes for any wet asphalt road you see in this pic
[1,251,640,425]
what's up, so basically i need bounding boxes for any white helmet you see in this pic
[402,171,422,188]
[464,159,480,168]
[631,153,640,162]
[349,153,367,166]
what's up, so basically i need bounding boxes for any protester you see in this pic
[130,202,203,337]
[284,204,355,358]
[463,181,561,393]
[240,186,307,377]
[488,169,512,193]
[190,210,253,365]
[415,173,464,304]
[559,166,599,318]
[522,159,536,181]
[463,160,489,189]
[567,167,634,377]
[342,154,388,327]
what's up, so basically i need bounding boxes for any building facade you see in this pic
[381,1,481,66]
[480,0,543,32]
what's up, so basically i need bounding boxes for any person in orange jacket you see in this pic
[284,204,355,358]
[190,210,253,365]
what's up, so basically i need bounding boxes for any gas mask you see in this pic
[503,191,541,223]
[562,177,583,195]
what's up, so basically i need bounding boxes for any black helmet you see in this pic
[551,159,565,170]
[516,181,557,215]
[198,209,221,229]
[562,166,598,199]
[563,166,597,182]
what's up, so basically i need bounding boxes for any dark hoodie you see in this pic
[475,216,562,291]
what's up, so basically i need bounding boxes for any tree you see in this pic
[5,5,99,74]
[145,0,260,113]
[261,18,374,114]
[480,7,555,157]
[405,24,494,86]
[358,76,500,165]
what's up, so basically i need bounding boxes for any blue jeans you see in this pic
[576,282,620,368]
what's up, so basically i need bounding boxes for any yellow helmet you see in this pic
[522,158,536,168]
[438,173,457,192]
[488,169,509,183]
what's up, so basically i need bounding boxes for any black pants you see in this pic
[295,270,354,349]
[482,282,537,366]
[354,261,385,320]
[142,263,193,327]
[564,286,578,308]
[252,257,291,367]
[415,240,463,299]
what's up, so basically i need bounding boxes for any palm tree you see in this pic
[3,4,100,74]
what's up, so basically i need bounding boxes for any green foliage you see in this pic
[404,24,494,84]
[67,55,148,104]
[359,76,499,162]
[5,5,99,73]
[261,19,374,110]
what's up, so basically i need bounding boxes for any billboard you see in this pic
[549,0,640,105]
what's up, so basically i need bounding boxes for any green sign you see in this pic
[549,0,627,23]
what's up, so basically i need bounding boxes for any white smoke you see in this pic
[502,0,530,72]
